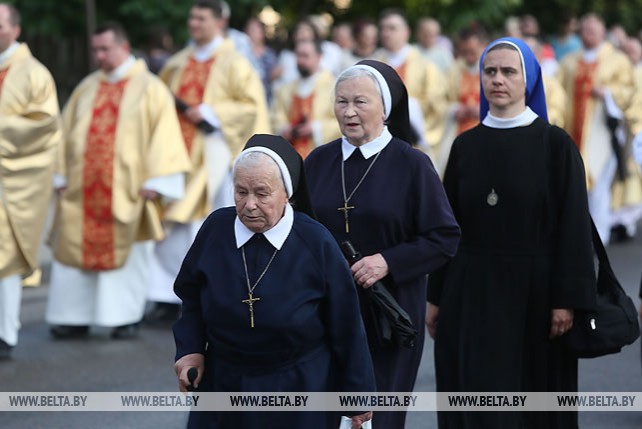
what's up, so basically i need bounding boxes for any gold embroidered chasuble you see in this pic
[175,57,215,154]
[0,43,61,278]
[374,46,448,148]
[81,80,127,270]
[570,61,597,150]
[271,70,340,159]
[557,42,635,188]
[454,70,480,134]
[288,94,314,157]
[159,39,270,223]
[51,60,191,270]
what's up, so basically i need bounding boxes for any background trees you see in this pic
[6,0,642,101]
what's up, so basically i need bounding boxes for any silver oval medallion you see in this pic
[487,189,498,206]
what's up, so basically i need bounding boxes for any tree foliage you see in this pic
[5,0,642,104]
[8,0,642,45]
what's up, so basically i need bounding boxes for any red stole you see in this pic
[176,57,215,154]
[288,94,314,158]
[0,68,8,96]
[572,61,597,150]
[82,79,128,271]
[458,71,480,134]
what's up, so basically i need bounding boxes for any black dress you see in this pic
[429,118,596,428]
[305,137,460,429]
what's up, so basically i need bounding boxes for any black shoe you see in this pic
[144,303,181,325]
[110,323,140,339]
[0,339,12,360]
[50,325,90,339]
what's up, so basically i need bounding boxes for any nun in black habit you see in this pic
[427,38,596,428]
[173,134,376,428]
[305,60,461,429]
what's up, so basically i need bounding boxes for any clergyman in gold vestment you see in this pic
[557,14,635,244]
[271,39,341,159]
[145,0,270,319]
[0,4,61,358]
[45,23,191,339]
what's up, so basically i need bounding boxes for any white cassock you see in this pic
[622,131,642,236]
[0,171,23,345]
[586,92,620,244]
[45,173,184,327]
[147,131,233,304]
[0,275,21,346]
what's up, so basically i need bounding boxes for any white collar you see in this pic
[106,55,136,83]
[482,106,538,129]
[341,126,392,160]
[385,45,410,69]
[296,71,319,98]
[191,36,224,62]
[582,44,602,63]
[0,42,19,66]
[234,203,293,250]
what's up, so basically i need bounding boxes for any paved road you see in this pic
[408,234,642,428]
[2,236,642,428]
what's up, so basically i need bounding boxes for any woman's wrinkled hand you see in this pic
[351,254,388,288]
[174,353,205,393]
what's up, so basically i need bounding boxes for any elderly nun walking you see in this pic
[305,60,460,429]
[173,134,375,429]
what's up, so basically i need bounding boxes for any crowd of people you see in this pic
[1,0,642,428]
[193,7,642,248]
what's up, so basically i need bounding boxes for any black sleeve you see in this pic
[427,138,461,305]
[172,215,215,360]
[548,126,596,310]
[381,150,460,284]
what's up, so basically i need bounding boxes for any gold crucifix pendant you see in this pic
[337,202,355,233]
[242,292,261,328]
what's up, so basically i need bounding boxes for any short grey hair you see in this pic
[232,151,287,193]
[335,67,383,106]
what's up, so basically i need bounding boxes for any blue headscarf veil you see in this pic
[479,37,549,122]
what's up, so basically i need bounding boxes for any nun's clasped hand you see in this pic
[351,253,389,288]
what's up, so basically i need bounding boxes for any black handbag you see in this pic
[564,219,640,358]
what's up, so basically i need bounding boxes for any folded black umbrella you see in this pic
[341,241,418,349]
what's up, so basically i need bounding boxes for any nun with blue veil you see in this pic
[427,38,597,428]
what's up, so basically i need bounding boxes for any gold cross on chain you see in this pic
[241,292,261,328]
[337,202,355,233]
